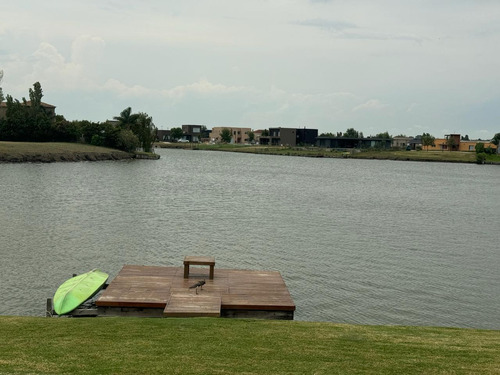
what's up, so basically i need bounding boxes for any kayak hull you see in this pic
[53,269,109,315]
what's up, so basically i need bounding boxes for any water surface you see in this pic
[0,149,498,329]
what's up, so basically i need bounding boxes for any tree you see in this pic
[26,82,52,141]
[170,127,183,141]
[247,131,255,143]
[113,107,139,130]
[343,128,360,138]
[0,70,4,103]
[446,136,456,151]
[475,142,485,153]
[461,135,470,141]
[134,113,157,152]
[116,129,140,152]
[491,133,500,146]
[421,133,435,151]
[375,131,392,139]
[220,128,232,143]
[319,132,335,137]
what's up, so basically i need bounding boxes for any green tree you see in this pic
[261,129,269,136]
[375,131,392,139]
[421,133,435,151]
[220,128,232,143]
[446,136,456,151]
[0,70,4,103]
[461,135,470,141]
[491,133,500,146]
[134,113,157,152]
[27,82,52,141]
[475,142,485,153]
[113,107,139,130]
[51,115,81,142]
[0,95,26,140]
[170,127,183,141]
[247,130,255,143]
[343,128,360,138]
[116,129,140,152]
[319,132,335,137]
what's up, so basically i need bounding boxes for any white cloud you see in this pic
[352,99,388,112]
[406,103,420,113]
[1,1,500,139]
[71,35,105,67]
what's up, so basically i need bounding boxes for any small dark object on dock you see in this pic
[189,280,206,294]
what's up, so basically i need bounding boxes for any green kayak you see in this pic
[53,269,109,315]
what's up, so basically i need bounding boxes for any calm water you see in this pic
[0,149,499,329]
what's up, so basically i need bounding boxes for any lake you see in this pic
[0,148,499,329]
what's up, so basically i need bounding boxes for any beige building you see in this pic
[210,127,252,144]
[392,136,413,149]
[425,134,497,152]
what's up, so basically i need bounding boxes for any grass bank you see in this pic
[0,142,134,162]
[157,143,500,164]
[0,317,498,374]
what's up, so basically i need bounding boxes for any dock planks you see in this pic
[96,264,295,318]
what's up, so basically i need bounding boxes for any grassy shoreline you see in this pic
[1,141,499,164]
[156,143,500,164]
[0,316,498,374]
[0,141,134,162]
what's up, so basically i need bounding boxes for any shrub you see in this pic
[476,152,486,164]
[116,129,140,152]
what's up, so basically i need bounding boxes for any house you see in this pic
[156,129,171,142]
[316,136,392,149]
[259,127,318,147]
[392,136,413,149]
[408,136,423,150]
[424,134,497,152]
[253,129,264,144]
[0,101,56,120]
[210,127,252,144]
[181,124,205,143]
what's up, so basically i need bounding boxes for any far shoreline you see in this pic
[1,141,498,164]
[155,142,500,165]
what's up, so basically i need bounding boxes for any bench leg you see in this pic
[184,265,189,278]
[209,265,214,279]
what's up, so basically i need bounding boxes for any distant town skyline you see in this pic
[1,1,499,140]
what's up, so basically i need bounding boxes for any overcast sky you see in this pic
[1,1,499,139]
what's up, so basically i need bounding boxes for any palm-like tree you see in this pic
[113,107,139,130]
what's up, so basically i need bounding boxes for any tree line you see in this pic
[0,81,157,153]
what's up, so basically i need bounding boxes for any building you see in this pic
[259,127,318,147]
[0,101,56,120]
[392,136,413,149]
[181,124,204,143]
[316,136,392,149]
[156,129,171,142]
[424,134,497,152]
[210,127,252,144]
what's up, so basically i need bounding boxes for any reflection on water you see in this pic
[0,149,499,329]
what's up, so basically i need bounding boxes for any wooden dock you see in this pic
[94,260,295,319]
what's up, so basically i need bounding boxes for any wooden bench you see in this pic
[183,256,215,279]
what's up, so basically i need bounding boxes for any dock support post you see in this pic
[46,298,54,317]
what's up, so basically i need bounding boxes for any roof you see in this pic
[0,101,55,108]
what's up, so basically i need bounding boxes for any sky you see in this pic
[1,1,499,139]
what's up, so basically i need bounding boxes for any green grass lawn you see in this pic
[0,317,498,374]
